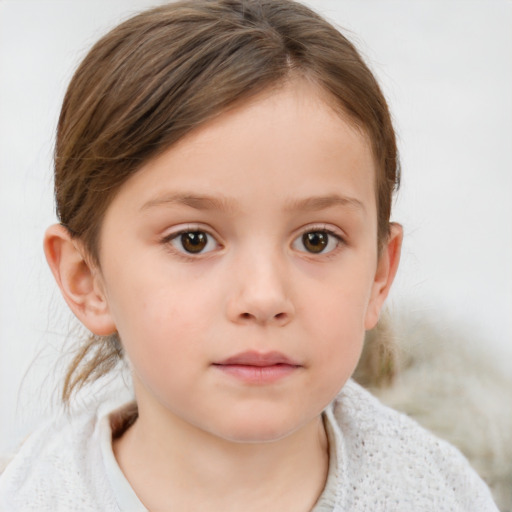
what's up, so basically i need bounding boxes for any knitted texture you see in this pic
[0,380,499,511]
[324,381,498,511]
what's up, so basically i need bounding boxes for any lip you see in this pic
[212,351,302,384]
[215,350,301,367]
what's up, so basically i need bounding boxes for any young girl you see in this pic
[0,1,499,510]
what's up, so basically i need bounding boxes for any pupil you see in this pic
[182,232,207,253]
[303,232,327,253]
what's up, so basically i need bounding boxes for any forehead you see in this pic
[107,80,377,219]
[180,79,371,154]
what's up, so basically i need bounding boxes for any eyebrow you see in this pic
[140,192,365,214]
[284,194,365,213]
[140,193,237,212]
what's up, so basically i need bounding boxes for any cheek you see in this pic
[311,299,366,368]
[115,300,205,406]
[298,265,374,383]
[308,315,365,405]
[300,262,375,332]
[106,257,215,328]
[108,274,221,372]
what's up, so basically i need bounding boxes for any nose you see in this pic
[226,251,294,327]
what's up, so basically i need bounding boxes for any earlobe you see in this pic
[43,224,117,336]
[364,223,403,330]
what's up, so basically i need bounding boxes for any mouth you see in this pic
[212,351,302,384]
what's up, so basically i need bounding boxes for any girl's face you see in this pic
[94,80,398,442]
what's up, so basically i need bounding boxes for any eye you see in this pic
[168,230,218,254]
[293,230,342,254]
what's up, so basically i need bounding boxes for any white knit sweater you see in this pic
[0,380,499,511]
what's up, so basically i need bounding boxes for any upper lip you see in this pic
[214,351,301,367]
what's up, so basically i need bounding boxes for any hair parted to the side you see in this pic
[55,0,400,402]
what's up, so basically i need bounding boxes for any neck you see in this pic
[113,398,329,512]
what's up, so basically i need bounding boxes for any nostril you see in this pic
[239,311,287,322]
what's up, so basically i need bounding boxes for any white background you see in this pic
[1,0,511,455]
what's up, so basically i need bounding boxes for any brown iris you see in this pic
[181,231,208,253]
[302,231,328,253]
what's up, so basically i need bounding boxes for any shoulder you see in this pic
[328,380,499,512]
[0,407,119,512]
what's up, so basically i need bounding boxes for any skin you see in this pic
[45,80,402,511]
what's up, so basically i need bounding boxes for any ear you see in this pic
[364,223,403,330]
[43,224,117,336]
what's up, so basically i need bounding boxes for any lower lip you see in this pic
[213,363,300,384]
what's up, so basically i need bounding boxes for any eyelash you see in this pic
[292,226,344,256]
[160,225,345,258]
[161,227,221,258]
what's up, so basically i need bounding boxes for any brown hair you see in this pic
[55,0,400,402]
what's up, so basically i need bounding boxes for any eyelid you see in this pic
[160,224,223,256]
[292,223,346,255]
[296,223,346,241]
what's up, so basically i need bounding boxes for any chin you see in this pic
[209,414,305,444]
[219,428,295,444]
